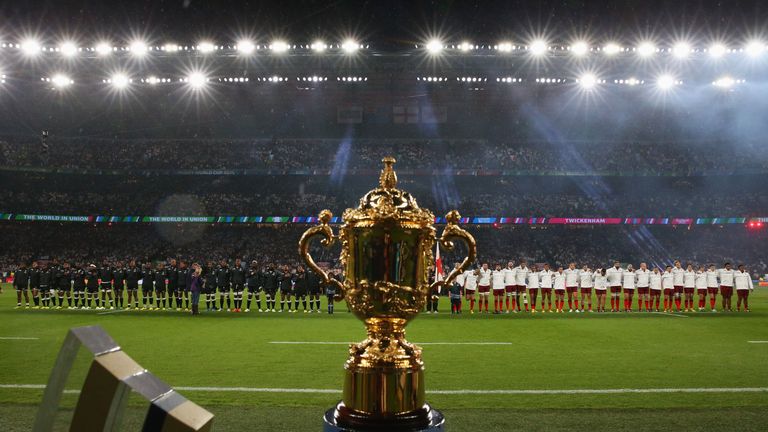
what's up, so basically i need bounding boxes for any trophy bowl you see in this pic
[299,157,476,431]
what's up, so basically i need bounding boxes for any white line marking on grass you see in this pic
[747,341,768,344]
[269,341,512,346]
[650,312,689,318]
[0,337,39,340]
[96,309,129,315]
[3,384,766,395]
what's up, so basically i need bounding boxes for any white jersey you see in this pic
[527,271,540,288]
[672,267,685,286]
[661,272,674,289]
[515,266,529,286]
[706,270,719,288]
[594,274,608,291]
[579,270,594,288]
[606,267,623,286]
[635,269,651,288]
[650,273,662,291]
[734,270,752,290]
[478,268,491,286]
[564,268,579,287]
[553,272,566,290]
[539,269,554,288]
[695,271,707,289]
[718,268,735,287]
[491,270,505,290]
[683,270,696,288]
[622,270,636,289]
[464,271,478,291]
[454,271,466,288]
[502,267,517,285]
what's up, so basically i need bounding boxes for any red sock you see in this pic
[574,299,579,309]
[484,301,488,312]
[639,298,643,310]
[710,296,715,309]
[511,298,517,311]
[674,298,681,310]
[644,300,649,311]
[567,298,572,309]
[505,297,510,310]
[470,298,475,311]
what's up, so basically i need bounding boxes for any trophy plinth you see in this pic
[300,157,476,431]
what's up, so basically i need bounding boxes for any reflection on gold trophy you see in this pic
[299,157,476,431]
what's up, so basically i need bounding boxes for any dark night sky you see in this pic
[1,0,766,48]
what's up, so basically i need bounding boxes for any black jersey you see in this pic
[112,268,126,290]
[98,266,114,286]
[39,268,53,287]
[230,265,246,286]
[165,266,178,289]
[246,267,261,288]
[142,268,155,291]
[86,269,99,290]
[278,272,293,292]
[306,270,322,293]
[154,270,167,290]
[13,268,30,290]
[260,269,279,292]
[125,266,141,289]
[56,268,72,290]
[177,268,189,289]
[29,268,40,289]
[216,266,231,289]
[204,267,218,290]
[72,269,87,290]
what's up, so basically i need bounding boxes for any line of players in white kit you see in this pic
[452,259,755,314]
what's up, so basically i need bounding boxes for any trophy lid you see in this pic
[343,157,435,227]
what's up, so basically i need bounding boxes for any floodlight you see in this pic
[745,40,765,57]
[188,72,207,88]
[497,42,513,52]
[51,74,72,88]
[310,40,326,53]
[459,41,472,52]
[637,42,656,57]
[657,74,676,89]
[708,43,727,58]
[237,40,256,54]
[59,41,78,57]
[21,39,41,56]
[529,40,547,55]
[95,42,112,56]
[110,73,130,89]
[341,39,359,53]
[672,42,691,58]
[129,41,148,56]
[426,39,443,54]
[270,40,289,53]
[198,41,215,53]
[603,43,620,55]
[579,73,597,89]
[570,41,589,56]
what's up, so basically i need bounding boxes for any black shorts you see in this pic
[247,285,260,294]
[155,285,166,293]
[15,286,28,291]
[87,286,99,293]
[232,283,244,292]
[100,284,112,291]
[126,285,139,291]
[264,288,277,297]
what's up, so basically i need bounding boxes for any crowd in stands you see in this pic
[2,137,767,175]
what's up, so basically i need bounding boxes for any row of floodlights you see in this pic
[422,39,768,59]
[1,39,366,57]
[32,73,745,90]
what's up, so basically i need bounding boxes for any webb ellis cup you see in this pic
[299,157,477,431]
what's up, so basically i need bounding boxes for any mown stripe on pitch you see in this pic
[0,337,39,340]
[2,384,766,395]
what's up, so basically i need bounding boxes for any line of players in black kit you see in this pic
[11,258,342,314]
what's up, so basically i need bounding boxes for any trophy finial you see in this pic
[379,156,397,190]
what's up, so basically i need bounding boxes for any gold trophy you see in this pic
[299,157,476,431]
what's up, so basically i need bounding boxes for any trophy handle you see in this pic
[298,210,345,298]
[430,210,477,291]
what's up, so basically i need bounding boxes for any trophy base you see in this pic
[322,402,445,431]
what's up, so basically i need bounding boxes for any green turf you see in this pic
[1,283,767,431]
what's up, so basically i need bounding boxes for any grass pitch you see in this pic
[1,284,767,431]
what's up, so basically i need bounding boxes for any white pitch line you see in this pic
[747,341,768,344]
[96,309,129,315]
[0,337,39,340]
[649,312,689,318]
[1,384,766,395]
[269,341,512,346]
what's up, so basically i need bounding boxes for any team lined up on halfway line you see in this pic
[443,260,755,314]
[9,259,342,314]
